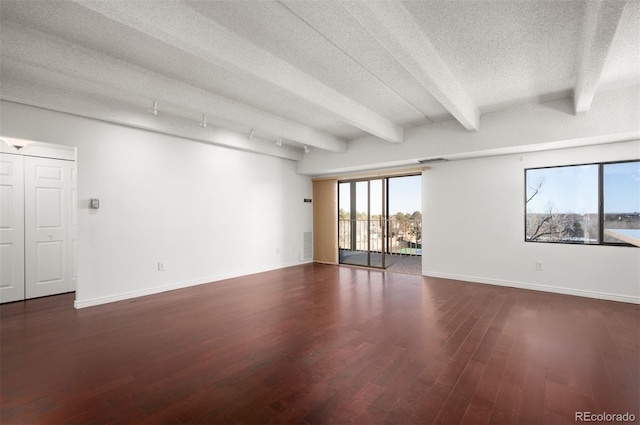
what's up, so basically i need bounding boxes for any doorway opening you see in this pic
[338,174,422,275]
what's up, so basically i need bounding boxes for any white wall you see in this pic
[422,140,640,304]
[298,84,640,175]
[1,101,313,308]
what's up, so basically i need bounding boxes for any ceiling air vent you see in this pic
[417,158,449,164]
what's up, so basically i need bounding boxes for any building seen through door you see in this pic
[338,174,422,274]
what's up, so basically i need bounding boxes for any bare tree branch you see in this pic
[526,177,545,204]
[528,215,552,240]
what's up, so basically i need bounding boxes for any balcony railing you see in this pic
[338,218,421,256]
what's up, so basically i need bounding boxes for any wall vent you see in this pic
[302,232,312,260]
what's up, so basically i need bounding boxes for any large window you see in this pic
[603,161,640,245]
[525,160,639,246]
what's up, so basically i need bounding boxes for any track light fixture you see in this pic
[304,145,310,154]
[199,114,207,128]
[276,137,283,146]
[247,128,255,140]
[148,100,158,115]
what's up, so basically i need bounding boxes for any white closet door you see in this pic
[0,154,25,303]
[25,157,73,298]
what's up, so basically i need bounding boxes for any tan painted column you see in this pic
[312,179,338,264]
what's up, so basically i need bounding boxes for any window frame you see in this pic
[524,159,639,247]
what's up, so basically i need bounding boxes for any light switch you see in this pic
[90,198,100,209]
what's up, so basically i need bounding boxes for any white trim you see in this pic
[74,260,313,309]
[314,260,338,265]
[422,271,640,305]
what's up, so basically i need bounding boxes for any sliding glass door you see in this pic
[338,174,422,270]
[338,178,386,268]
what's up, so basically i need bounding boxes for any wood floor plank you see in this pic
[461,394,494,425]
[1,263,638,424]
[515,363,546,425]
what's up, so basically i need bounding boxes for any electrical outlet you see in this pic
[536,261,543,271]
[158,262,165,271]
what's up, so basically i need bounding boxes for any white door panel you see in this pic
[0,186,14,228]
[0,154,25,303]
[35,164,63,180]
[36,187,64,228]
[25,156,73,299]
[36,241,64,283]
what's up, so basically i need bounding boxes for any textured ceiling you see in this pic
[405,0,583,109]
[0,0,638,160]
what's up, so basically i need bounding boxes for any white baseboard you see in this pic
[422,271,640,305]
[74,260,313,309]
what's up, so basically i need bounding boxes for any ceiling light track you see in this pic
[148,100,158,116]
[416,158,448,164]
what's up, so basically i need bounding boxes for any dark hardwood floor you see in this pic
[1,263,638,424]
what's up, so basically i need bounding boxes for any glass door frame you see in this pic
[338,172,423,270]
[338,177,386,269]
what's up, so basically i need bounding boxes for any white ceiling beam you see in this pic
[72,0,404,144]
[574,1,628,114]
[279,0,437,122]
[338,0,480,131]
[298,85,640,175]
[1,65,304,161]
[1,23,345,154]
